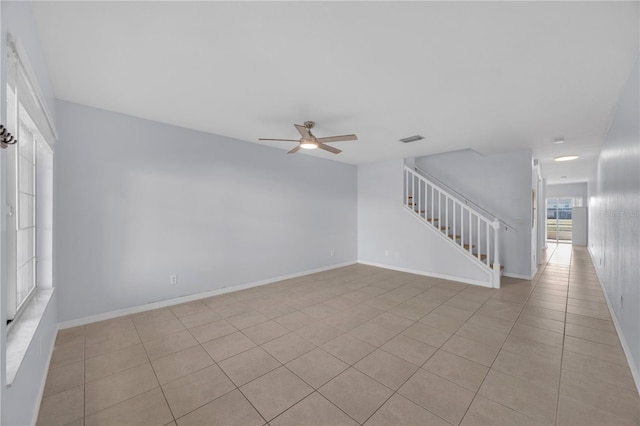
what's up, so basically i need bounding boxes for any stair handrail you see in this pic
[412,166,517,232]
[406,165,497,228]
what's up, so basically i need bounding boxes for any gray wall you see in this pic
[546,182,588,201]
[416,149,535,278]
[1,2,59,425]
[55,101,357,322]
[358,159,492,286]
[588,60,639,387]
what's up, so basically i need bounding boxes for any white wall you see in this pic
[357,159,492,286]
[546,182,588,201]
[416,149,535,278]
[2,294,57,426]
[55,101,357,322]
[1,2,58,424]
[589,60,639,388]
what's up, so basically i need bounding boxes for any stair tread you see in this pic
[462,244,475,250]
[425,218,439,221]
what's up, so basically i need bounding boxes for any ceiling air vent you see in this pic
[399,135,424,143]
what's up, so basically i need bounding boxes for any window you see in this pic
[546,197,584,242]
[5,101,39,321]
[5,37,55,325]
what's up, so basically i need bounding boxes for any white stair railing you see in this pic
[403,165,501,288]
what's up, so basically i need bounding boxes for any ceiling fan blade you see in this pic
[317,143,342,154]
[288,145,302,154]
[294,124,311,139]
[258,138,300,142]
[316,134,358,143]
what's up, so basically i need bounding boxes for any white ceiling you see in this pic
[31,1,639,183]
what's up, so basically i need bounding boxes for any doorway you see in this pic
[546,197,582,243]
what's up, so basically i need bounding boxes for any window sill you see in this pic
[6,288,55,386]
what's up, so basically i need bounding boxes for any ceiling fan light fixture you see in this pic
[554,155,579,162]
[300,140,318,149]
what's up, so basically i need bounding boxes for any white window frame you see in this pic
[5,35,57,328]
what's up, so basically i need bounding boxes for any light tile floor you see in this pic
[38,244,640,425]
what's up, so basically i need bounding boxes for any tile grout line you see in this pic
[279,362,361,425]
[456,243,560,425]
[231,281,381,425]
[553,245,572,426]
[173,308,269,425]
[229,325,290,425]
[130,313,181,425]
[199,291,401,425]
[359,283,484,424]
[367,276,548,424]
[359,277,510,425]
[272,280,470,425]
[159,282,384,424]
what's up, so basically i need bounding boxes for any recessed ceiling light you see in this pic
[554,155,579,162]
[553,137,565,144]
[399,135,424,143]
[561,176,567,179]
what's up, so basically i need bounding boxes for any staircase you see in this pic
[403,166,503,288]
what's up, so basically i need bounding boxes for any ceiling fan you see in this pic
[259,121,357,154]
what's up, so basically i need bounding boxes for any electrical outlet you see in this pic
[170,274,178,285]
[330,249,334,257]
[385,250,389,257]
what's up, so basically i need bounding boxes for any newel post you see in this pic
[492,220,501,288]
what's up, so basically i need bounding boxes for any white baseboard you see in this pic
[31,324,58,426]
[58,261,357,329]
[358,260,493,288]
[588,246,640,395]
[503,272,535,280]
